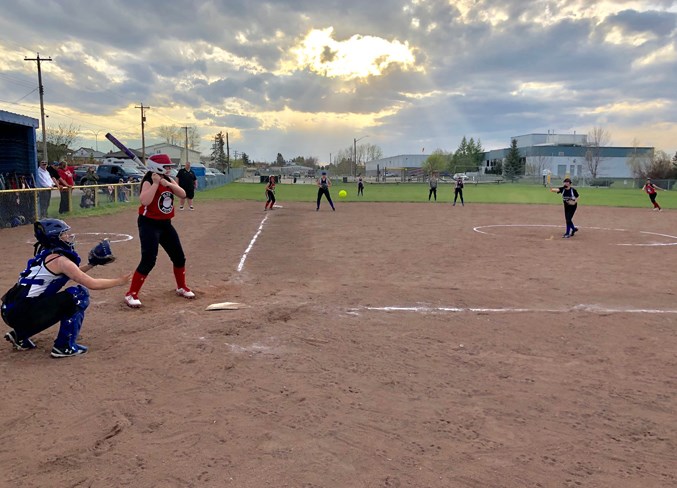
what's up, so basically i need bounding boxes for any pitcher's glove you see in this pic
[88,239,116,266]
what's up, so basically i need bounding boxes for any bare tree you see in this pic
[39,123,80,162]
[157,125,181,145]
[585,127,611,178]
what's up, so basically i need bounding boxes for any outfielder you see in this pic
[124,154,195,308]
[1,219,129,358]
[550,177,579,238]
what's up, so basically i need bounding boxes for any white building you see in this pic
[143,143,201,165]
[364,154,428,176]
[482,133,654,179]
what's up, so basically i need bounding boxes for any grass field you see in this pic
[201,181,676,208]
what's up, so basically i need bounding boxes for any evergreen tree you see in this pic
[504,138,522,181]
[211,132,227,172]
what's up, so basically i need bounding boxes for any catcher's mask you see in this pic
[34,219,75,252]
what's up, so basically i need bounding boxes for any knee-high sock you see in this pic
[173,266,188,289]
[127,271,147,296]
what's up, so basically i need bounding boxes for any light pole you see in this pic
[92,130,100,151]
[353,135,368,178]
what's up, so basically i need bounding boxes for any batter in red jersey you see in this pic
[124,154,195,308]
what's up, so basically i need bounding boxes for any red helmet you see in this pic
[147,154,174,175]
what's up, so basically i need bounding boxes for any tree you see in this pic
[157,125,200,151]
[39,123,80,162]
[422,150,450,175]
[449,136,483,174]
[628,146,674,180]
[585,127,611,178]
[503,138,522,181]
[241,152,250,166]
[210,132,227,172]
[276,153,286,166]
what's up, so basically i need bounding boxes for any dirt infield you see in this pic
[1,201,676,487]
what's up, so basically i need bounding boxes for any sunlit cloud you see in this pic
[281,27,419,80]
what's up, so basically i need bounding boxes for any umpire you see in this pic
[177,161,198,210]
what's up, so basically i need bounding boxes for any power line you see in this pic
[24,53,52,162]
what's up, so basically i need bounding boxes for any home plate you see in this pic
[206,302,247,311]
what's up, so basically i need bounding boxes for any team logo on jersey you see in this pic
[158,191,174,214]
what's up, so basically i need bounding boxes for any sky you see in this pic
[0,0,676,164]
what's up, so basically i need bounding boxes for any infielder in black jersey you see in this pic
[550,177,579,238]
[316,171,335,211]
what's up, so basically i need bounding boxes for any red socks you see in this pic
[127,271,147,297]
[173,266,188,290]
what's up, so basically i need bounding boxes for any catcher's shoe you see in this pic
[176,288,195,299]
[124,293,142,308]
[5,330,37,350]
[51,343,88,358]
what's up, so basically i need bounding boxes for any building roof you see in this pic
[0,110,39,128]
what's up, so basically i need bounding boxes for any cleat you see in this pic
[189,206,194,210]
[5,330,36,350]
[51,344,88,358]
[179,206,184,210]
[562,233,570,238]
[176,288,195,299]
[571,227,578,236]
[124,293,142,308]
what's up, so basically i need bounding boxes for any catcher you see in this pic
[550,177,580,238]
[1,219,130,358]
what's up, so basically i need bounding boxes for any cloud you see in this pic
[0,0,675,161]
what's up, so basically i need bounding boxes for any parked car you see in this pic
[91,163,145,185]
[453,173,469,181]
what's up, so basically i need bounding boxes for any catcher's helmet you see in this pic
[34,218,74,251]
[147,154,174,175]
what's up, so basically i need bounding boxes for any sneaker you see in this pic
[124,293,142,308]
[51,343,88,358]
[189,206,194,210]
[176,288,195,299]
[571,227,578,236]
[4,330,37,350]
[562,233,570,238]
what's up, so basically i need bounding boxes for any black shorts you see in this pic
[2,291,76,335]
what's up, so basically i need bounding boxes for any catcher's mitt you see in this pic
[88,239,116,266]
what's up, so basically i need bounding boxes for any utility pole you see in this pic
[181,126,189,163]
[24,53,52,162]
[135,103,150,164]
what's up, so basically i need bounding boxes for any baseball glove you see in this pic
[566,198,577,206]
[88,239,116,266]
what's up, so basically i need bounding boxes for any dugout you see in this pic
[0,111,40,228]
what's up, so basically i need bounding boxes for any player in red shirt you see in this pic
[642,178,664,211]
[124,154,195,308]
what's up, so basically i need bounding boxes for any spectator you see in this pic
[35,161,57,218]
[81,166,99,186]
[56,161,74,214]
[177,161,198,210]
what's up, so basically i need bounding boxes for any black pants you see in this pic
[2,291,76,339]
[358,184,364,196]
[266,189,276,205]
[429,187,437,201]
[454,189,464,205]
[136,215,186,276]
[59,189,70,214]
[317,188,334,209]
[564,203,577,233]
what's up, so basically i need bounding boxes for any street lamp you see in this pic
[353,135,368,178]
